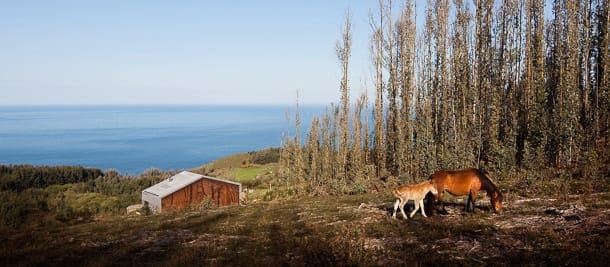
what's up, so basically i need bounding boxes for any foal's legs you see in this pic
[419,199,427,217]
[409,200,419,218]
[392,199,400,218]
[399,199,409,219]
[393,198,409,219]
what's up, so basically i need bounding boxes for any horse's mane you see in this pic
[478,169,494,182]
[475,168,499,192]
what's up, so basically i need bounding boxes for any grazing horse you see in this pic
[392,180,438,219]
[427,168,503,213]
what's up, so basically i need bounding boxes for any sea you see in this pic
[0,105,322,175]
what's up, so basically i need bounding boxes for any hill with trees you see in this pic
[279,0,609,196]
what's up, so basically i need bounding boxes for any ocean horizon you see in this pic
[0,104,322,174]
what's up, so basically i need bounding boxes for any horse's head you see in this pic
[490,190,503,213]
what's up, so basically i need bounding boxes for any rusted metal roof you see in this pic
[142,171,240,199]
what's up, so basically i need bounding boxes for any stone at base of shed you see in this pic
[126,204,145,215]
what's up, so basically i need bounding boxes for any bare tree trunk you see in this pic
[336,12,352,186]
[371,1,386,178]
[397,0,416,177]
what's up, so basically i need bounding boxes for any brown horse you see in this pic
[427,168,503,213]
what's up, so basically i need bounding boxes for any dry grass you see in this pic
[3,149,607,266]
[2,190,609,266]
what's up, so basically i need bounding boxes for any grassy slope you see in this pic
[1,151,609,266]
[2,191,609,266]
[193,151,278,183]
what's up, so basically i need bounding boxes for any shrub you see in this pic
[0,165,103,191]
[249,148,280,165]
[0,189,49,228]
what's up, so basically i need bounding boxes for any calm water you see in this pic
[0,105,321,174]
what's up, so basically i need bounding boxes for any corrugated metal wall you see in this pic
[161,177,240,211]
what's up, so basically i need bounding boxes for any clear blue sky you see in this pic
[0,0,381,105]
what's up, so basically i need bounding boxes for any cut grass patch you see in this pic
[231,165,274,183]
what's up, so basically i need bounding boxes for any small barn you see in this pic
[141,171,242,214]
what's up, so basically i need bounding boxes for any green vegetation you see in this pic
[0,165,103,191]
[0,150,282,230]
[0,168,168,228]
[233,166,274,183]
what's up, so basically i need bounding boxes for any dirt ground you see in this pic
[354,192,610,266]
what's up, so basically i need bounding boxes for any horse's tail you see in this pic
[392,188,401,198]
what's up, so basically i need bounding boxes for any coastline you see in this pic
[0,104,323,174]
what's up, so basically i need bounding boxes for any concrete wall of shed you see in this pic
[141,191,162,214]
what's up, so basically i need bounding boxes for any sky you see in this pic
[0,0,382,105]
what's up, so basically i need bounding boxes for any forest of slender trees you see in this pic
[280,0,609,195]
